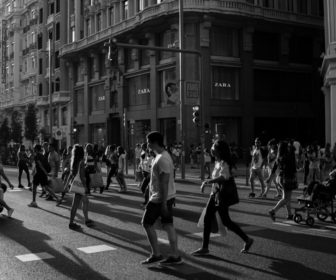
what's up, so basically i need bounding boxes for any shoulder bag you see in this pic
[218,177,239,207]
[69,170,86,195]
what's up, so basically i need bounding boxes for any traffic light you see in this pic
[73,121,78,133]
[192,106,200,126]
[106,38,118,66]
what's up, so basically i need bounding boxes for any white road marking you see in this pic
[282,220,297,225]
[158,238,170,244]
[273,222,291,227]
[8,189,23,192]
[306,228,330,232]
[16,252,54,262]
[77,245,116,254]
[191,232,221,238]
[325,225,336,230]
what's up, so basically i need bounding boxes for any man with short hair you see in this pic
[141,131,182,266]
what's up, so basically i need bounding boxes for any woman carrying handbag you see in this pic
[68,144,94,230]
[192,140,254,256]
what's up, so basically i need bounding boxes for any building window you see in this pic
[56,22,60,40]
[99,53,106,77]
[37,33,43,50]
[159,68,177,107]
[39,58,43,74]
[55,51,60,68]
[108,7,114,26]
[139,0,148,11]
[211,67,239,100]
[254,69,312,102]
[211,27,239,57]
[126,74,150,106]
[310,0,323,16]
[56,0,60,13]
[261,0,274,8]
[39,8,43,23]
[61,106,67,125]
[297,0,308,14]
[70,27,75,42]
[86,19,91,36]
[38,83,43,96]
[97,13,102,32]
[49,2,55,15]
[125,49,135,70]
[159,30,177,60]
[289,36,313,64]
[123,0,129,20]
[139,39,150,67]
[55,77,60,91]
[90,84,105,112]
[31,56,36,70]
[253,31,279,61]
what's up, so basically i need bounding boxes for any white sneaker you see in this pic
[7,208,14,217]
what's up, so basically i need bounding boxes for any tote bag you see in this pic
[69,172,85,195]
[89,172,104,188]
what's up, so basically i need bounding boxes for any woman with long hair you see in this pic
[192,140,253,256]
[268,141,297,221]
[69,144,94,230]
[17,144,32,189]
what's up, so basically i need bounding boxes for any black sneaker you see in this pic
[241,238,254,253]
[248,192,255,198]
[18,184,24,189]
[141,255,164,265]
[159,256,183,266]
[69,223,81,231]
[268,210,276,222]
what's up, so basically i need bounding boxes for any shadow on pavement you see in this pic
[250,252,336,280]
[0,218,111,280]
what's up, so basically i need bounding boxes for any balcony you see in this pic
[36,95,49,107]
[47,14,55,25]
[61,0,323,57]
[52,91,71,104]
[29,18,38,26]
[21,94,37,105]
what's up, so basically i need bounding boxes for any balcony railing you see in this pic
[52,91,71,104]
[61,0,323,57]
[36,95,49,107]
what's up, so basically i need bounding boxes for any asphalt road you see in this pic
[1,168,336,280]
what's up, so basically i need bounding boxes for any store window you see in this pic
[289,36,313,64]
[211,67,239,100]
[253,31,279,61]
[90,84,105,112]
[159,68,178,107]
[126,74,150,106]
[211,27,239,57]
[158,30,177,60]
[212,117,240,147]
[91,124,106,147]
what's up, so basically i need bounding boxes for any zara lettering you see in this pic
[137,88,150,95]
[214,82,232,88]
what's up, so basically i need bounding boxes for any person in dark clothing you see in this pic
[17,145,32,189]
[105,144,118,191]
[268,141,297,221]
[191,140,254,256]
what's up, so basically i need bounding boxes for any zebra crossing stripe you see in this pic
[158,238,169,244]
[77,245,116,254]
[191,232,221,238]
[16,253,54,262]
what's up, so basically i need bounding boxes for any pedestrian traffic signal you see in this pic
[192,106,200,126]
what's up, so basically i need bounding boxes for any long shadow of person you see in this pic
[0,217,111,280]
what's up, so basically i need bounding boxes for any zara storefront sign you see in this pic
[214,82,232,88]
[137,88,150,95]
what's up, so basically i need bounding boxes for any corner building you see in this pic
[61,0,325,151]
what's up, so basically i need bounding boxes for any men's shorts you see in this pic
[142,198,175,226]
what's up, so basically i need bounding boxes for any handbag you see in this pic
[218,177,239,206]
[89,172,104,188]
[215,212,227,236]
[197,206,219,233]
[69,172,86,195]
[49,178,64,193]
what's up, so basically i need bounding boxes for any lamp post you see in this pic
[179,0,185,179]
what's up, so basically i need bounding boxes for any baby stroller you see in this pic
[293,169,336,227]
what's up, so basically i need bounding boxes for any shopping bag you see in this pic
[69,173,86,195]
[89,172,104,188]
[197,207,219,233]
[215,212,227,236]
[49,178,64,193]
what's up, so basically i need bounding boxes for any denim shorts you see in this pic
[142,198,175,226]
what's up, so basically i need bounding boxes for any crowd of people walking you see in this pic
[1,132,336,267]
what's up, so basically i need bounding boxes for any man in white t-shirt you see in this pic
[249,138,266,198]
[141,131,182,266]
